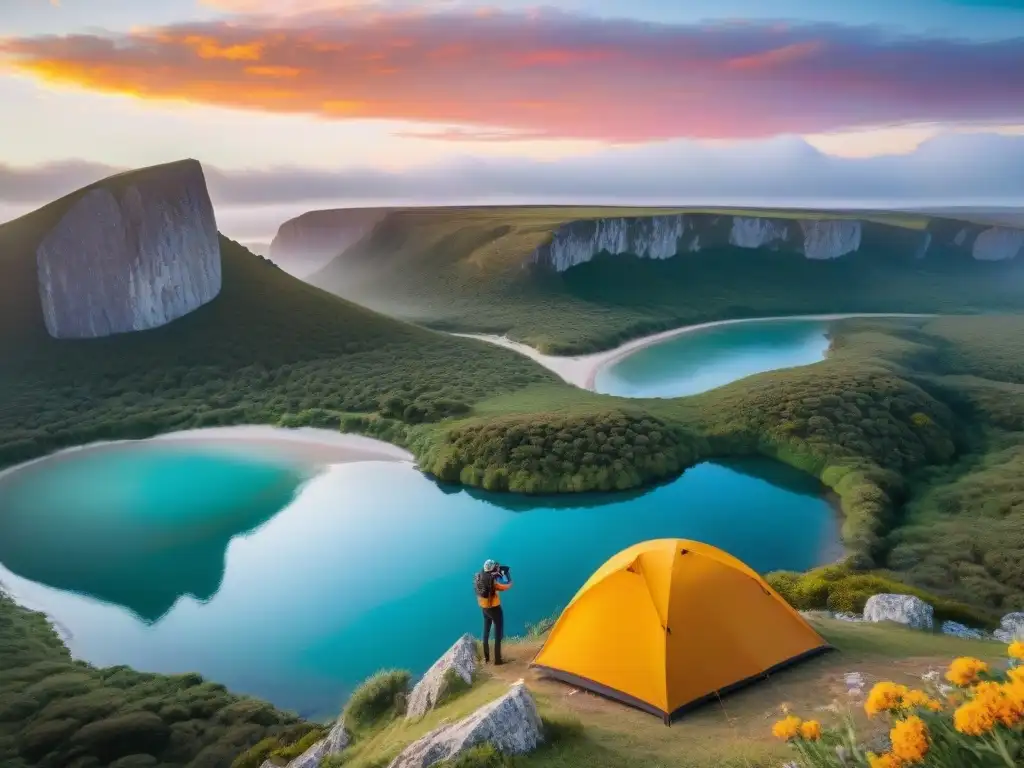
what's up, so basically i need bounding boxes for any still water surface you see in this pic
[0,442,839,718]
[594,319,830,398]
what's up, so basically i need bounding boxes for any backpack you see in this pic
[474,570,496,600]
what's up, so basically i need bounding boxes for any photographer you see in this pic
[474,559,513,665]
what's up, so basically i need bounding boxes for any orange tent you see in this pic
[529,539,831,723]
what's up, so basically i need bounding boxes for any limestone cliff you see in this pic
[529,212,1022,272]
[531,214,869,271]
[34,159,221,339]
[269,208,389,277]
[971,226,1024,261]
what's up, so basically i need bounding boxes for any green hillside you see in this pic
[0,207,558,469]
[307,206,1024,354]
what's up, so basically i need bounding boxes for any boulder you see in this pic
[862,594,934,630]
[994,612,1024,643]
[941,621,987,640]
[281,718,350,768]
[388,680,543,768]
[35,159,221,339]
[407,634,478,720]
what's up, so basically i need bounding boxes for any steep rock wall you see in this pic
[799,219,862,260]
[269,208,389,277]
[971,227,1024,261]
[532,214,869,271]
[35,159,221,339]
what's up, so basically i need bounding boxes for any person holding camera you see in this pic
[474,559,512,665]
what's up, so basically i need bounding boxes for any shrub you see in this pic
[341,670,411,732]
[765,564,996,629]
[269,728,327,762]
[69,711,171,762]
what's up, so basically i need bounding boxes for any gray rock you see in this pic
[324,717,350,754]
[35,159,221,339]
[972,226,1024,261]
[862,594,934,630]
[407,634,477,721]
[285,739,329,768]
[941,620,987,640]
[798,219,863,260]
[280,717,349,768]
[994,612,1024,643]
[273,208,389,278]
[388,680,543,768]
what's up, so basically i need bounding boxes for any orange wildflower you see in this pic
[799,719,822,740]
[890,715,929,763]
[771,715,802,741]
[945,657,988,687]
[1008,640,1024,660]
[867,752,903,768]
[865,682,909,717]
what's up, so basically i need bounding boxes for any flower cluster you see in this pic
[771,642,1024,767]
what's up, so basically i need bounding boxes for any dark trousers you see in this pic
[482,605,504,662]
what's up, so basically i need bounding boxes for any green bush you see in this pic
[341,670,411,732]
[765,564,996,629]
[419,410,706,493]
[436,743,507,768]
[268,728,327,762]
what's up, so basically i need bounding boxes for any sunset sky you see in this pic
[2,0,1024,242]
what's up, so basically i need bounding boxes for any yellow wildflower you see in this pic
[902,689,942,712]
[1008,665,1024,685]
[771,714,802,741]
[865,681,909,717]
[890,715,929,764]
[799,719,822,741]
[945,657,988,687]
[954,698,997,736]
[867,752,903,768]
[1008,641,1024,660]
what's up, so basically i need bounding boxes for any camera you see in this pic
[497,564,511,579]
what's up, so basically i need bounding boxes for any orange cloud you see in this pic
[1,10,1022,143]
[726,40,823,70]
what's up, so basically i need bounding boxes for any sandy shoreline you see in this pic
[0,425,414,483]
[456,312,935,390]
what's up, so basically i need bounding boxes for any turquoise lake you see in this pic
[594,319,831,398]
[0,442,840,720]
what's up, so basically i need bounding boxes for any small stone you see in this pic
[941,620,986,639]
[406,634,477,721]
[994,612,1024,643]
[388,681,543,768]
[862,594,934,630]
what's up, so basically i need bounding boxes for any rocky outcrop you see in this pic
[35,159,221,339]
[971,226,1024,261]
[532,213,885,271]
[799,219,862,260]
[388,681,543,768]
[269,208,389,277]
[727,216,789,249]
[862,594,934,630]
[279,718,349,768]
[941,621,988,640]
[539,215,687,271]
[995,612,1024,643]
[407,634,477,720]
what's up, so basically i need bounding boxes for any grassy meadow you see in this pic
[257,617,1009,768]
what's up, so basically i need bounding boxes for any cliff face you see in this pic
[35,159,221,339]
[269,208,389,277]
[530,213,1023,272]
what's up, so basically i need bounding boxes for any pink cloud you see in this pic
[1,9,1022,142]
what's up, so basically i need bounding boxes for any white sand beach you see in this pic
[0,425,413,483]
[456,312,935,391]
